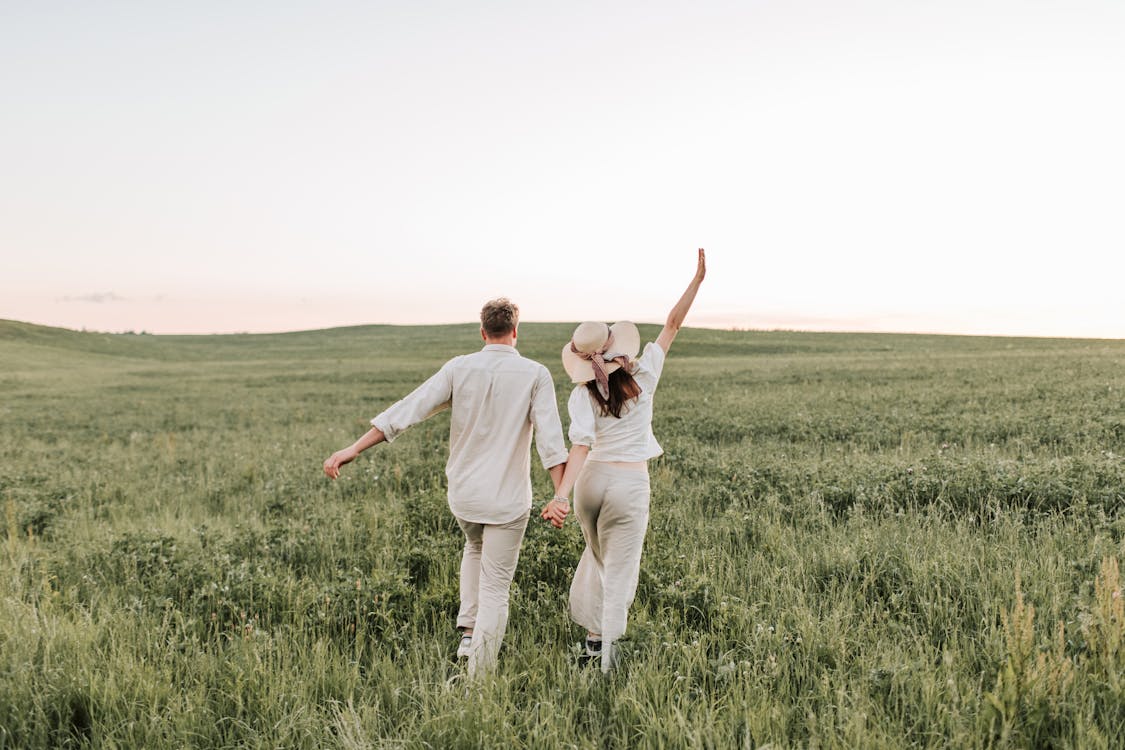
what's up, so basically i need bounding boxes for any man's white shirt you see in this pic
[372,344,568,524]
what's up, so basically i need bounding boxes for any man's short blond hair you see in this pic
[480,298,519,338]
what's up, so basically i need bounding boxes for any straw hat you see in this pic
[561,321,641,384]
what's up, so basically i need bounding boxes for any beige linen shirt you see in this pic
[371,344,568,524]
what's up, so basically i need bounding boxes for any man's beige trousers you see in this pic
[456,510,530,677]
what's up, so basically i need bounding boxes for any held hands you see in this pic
[323,446,358,479]
[540,497,571,529]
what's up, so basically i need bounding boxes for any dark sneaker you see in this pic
[577,637,602,667]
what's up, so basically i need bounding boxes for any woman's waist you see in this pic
[587,433,660,464]
[587,458,648,471]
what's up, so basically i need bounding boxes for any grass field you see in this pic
[2,318,1124,749]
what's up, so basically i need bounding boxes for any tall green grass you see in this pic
[2,319,1124,748]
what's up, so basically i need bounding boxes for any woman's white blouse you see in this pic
[567,342,666,462]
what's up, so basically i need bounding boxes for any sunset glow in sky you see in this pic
[2,1,1123,337]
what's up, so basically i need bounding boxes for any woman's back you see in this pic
[567,342,666,462]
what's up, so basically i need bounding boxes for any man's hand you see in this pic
[540,498,571,529]
[323,447,358,479]
[323,427,387,479]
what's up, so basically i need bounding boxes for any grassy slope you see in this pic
[2,320,1125,748]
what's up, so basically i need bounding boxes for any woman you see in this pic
[542,248,706,672]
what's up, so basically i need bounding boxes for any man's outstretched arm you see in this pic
[323,426,387,479]
[322,362,453,479]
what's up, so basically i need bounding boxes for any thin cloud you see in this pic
[58,292,129,304]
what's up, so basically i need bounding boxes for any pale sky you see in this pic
[2,1,1123,337]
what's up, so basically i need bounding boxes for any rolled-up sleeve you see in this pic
[529,368,568,468]
[371,362,453,443]
[567,386,596,447]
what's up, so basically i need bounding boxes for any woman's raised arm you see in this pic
[655,248,706,354]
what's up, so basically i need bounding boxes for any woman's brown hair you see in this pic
[586,367,642,418]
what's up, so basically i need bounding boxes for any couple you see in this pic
[323,249,706,676]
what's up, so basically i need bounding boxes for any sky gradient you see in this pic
[2,1,1123,337]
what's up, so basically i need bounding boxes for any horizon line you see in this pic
[3,317,1122,343]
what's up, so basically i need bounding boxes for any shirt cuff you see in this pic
[541,449,569,469]
[370,415,398,443]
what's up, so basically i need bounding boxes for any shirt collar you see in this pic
[481,344,518,354]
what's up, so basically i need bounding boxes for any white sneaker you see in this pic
[600,640,615,673]
[456,634,473,659]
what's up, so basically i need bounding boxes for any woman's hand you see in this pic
[540,498,571,529]
[656,248,707,353]
[323,446,358,479]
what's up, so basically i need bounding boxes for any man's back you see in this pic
[372,344,567,524]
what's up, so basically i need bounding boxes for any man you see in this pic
[323,298,567,676]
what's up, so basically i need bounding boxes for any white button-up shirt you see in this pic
[371,344,568,524]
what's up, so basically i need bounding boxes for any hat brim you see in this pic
[561,321,641,384]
